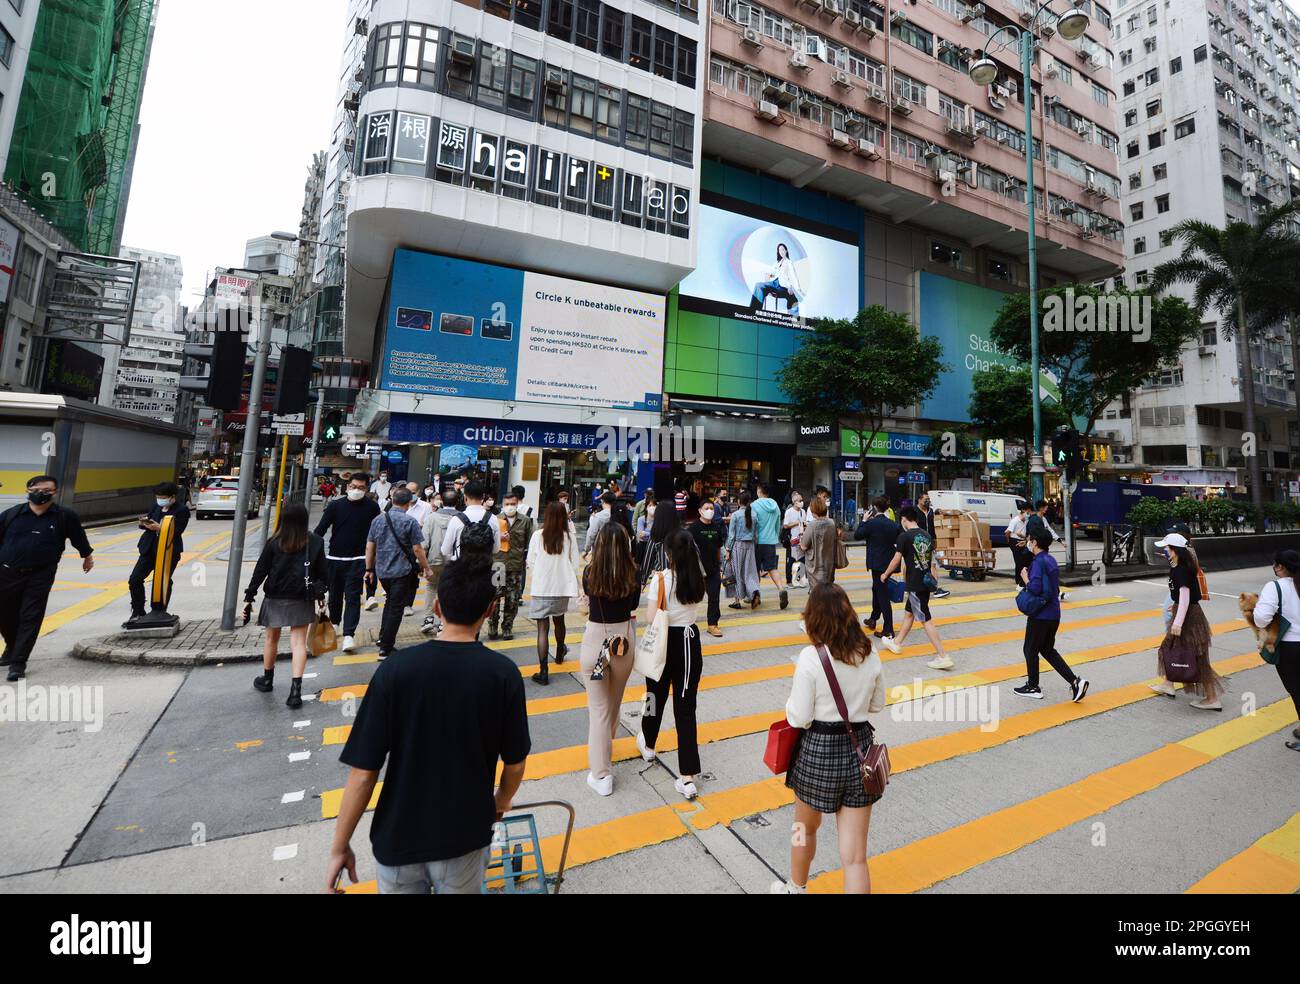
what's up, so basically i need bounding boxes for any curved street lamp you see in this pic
[968,1,1091,502]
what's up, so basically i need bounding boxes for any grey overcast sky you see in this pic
[120,0,349,305]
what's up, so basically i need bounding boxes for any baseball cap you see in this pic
[1154,532,1188,549]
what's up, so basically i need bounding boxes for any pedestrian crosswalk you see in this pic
[299,572,1297,895]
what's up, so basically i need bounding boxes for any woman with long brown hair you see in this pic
[579,522,642,796]
[772,583,886,894]
[244,501,328,709]
[525,501,579,685]
[1151,533,1223,710]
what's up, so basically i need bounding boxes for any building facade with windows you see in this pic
[1098,0,1300,498]
[0,0,42,179]
[104,247,184,421]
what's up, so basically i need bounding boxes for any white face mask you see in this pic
[156,498,172,509]
[346,488,365,501]
[425,487,434,496]
[701,508,715,521]
[646,507,656,518]
[504,505,518,517]
[793,499,803,508]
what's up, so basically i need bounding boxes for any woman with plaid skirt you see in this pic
[772,583,886,895]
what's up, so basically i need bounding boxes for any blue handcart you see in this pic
[483,800,576,894]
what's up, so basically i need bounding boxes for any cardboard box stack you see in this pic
[934,509,995,569]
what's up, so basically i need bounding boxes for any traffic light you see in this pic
[320,408,344,445]
[180,306,247,411]
[274,346,312,414]
[1054,427,1086,481]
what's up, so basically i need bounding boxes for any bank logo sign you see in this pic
[382,250,665,412]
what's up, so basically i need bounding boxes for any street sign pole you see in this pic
[273,434,290,532]
[304,387,325,517]
[221,307,270,631]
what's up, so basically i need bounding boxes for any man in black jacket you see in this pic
[315,472,381,653]
[855,496,901,639]
[1,475,95,680]
[689,501,726,637]
[125,481,189,626]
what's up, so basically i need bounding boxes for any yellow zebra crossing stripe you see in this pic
[1185,812,1300,894]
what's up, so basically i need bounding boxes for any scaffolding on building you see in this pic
[3,0,157,254]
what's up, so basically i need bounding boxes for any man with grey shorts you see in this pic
[326,553,530,894]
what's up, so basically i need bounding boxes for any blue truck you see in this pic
[1070,481,1180,537]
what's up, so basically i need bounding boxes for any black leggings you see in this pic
[1023,618,1077,688]
[1277,640,1300,721]
[642,626,703,775]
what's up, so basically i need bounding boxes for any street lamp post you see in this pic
[968,2,1090,504]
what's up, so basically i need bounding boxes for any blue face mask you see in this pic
[156,498,172,509]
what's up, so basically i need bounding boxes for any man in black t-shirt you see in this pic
[689,501,726,637]
[327,554,530,894]
[880,506,953,670]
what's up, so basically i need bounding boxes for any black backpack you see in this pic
[454,510,497,556]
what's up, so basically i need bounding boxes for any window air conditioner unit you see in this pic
[1019,9,1033,24]
[1058,202,1078,217]
[1087,53,1104,69]
[956,160,975,176]
[962,123,980,142]
[988,88,1006,110]
[960,3,985,24]
[1041,24,1056,39]
[789,50,811,71]
[741,26,764,48]
[999,176,1017,192]
[343,95,360,113]
[892,97,913,115]
[935,168,957,186]
[859,22,877,38]
[832,70,853,88]
[867,86,887,103]
[822,0,843,19]
[856,139,882,159]
[756,100,784,123]
[1080,225,1096,239]
[544,68,566,90]
[1074,120,1093,135]
[354,18,369,36]
[451,38,476,64]
[829,128,853,148]
[1199,346,1214,357]
[1046,65,1060,79]
[844,114,865,133]
[890,11,907,26]
[844,8,861,27]
[923,144,941,161]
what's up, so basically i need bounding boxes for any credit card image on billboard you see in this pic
[480,318,514,341]
[439,313,475,336]
[396,307,432,331]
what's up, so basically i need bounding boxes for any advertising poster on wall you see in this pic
[918,272,1014,422]
[381,249,665,412]
[677,197,860,329]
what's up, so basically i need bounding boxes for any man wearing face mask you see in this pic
[488,491,535,640]
[124,481,190,627]
[689,499,725,637]
[315,473,381,652]
[0,475,94,681]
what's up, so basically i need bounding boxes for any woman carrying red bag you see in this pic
[771,583,887,895]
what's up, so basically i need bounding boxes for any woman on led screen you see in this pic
[749,243,804,315]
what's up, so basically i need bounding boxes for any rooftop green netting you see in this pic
[5,0,156,254]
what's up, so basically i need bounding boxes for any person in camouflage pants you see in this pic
[489,490,535,640]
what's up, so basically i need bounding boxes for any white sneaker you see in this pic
[674,777,698,800]
[586,772,614,796]
[363,597,379,611]
[769,879,806,894]
[341,635,356,653]
[878,635,901,654]
[403,607,414,618]
[1149,681,1177,697]
[636,731,656,762]
[927,655,955,670]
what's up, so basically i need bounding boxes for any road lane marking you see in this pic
[288,751,310,763]
[1185,812,1300,893]
[281,791,306,805]
[272,843,299,861]
[38,583,131,637]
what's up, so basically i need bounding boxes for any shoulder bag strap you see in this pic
[657,569,666,611]
[383,509,417,571]
[815,644,867,767]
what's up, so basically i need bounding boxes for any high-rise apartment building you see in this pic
[0,0,43,178]
[107,247,184,421]
[1100,0,1300,500]
[335,0,1123,505]
[243,235,299,278]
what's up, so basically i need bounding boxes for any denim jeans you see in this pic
[376,846,489,894]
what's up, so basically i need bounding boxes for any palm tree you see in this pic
[1150,201,1300,527]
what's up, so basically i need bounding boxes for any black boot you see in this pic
[253,669,274,693]
[555,643,569,664]
[532,655,550,686]
[286,678,303,709]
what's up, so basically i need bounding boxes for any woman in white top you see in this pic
[1252,548,1300,752]
[749,243,804,314]
[773,582,887,895]
[637,529,707,800]
[526,502,580,686]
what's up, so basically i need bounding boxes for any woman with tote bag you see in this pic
[637,529,706,800]
[580,523,642,795]
[1151,532,1223,710]
[771,583,886,895]
[525,502,580,686]
[1252,549,1300,751]
[243,502,328,709]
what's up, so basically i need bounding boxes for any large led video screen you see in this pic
[677,202,860,329]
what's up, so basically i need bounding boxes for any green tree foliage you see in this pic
[776,306,946,473]
[968,364,1069,469]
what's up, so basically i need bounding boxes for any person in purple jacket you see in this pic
[1014,529,1089,702]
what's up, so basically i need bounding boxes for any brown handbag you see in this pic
[816,644,890,796]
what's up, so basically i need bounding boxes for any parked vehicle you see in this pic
[927,490,1028,541]
[1070,481,1178,537]
[193,475,260,520]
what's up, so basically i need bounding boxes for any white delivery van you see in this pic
[927,490,1029,541]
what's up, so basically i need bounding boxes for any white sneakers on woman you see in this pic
[769,879,806,894]
[586,772,613,796]
[878,636,901,654]
[674,777,698,800]
[636,731,656,762]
